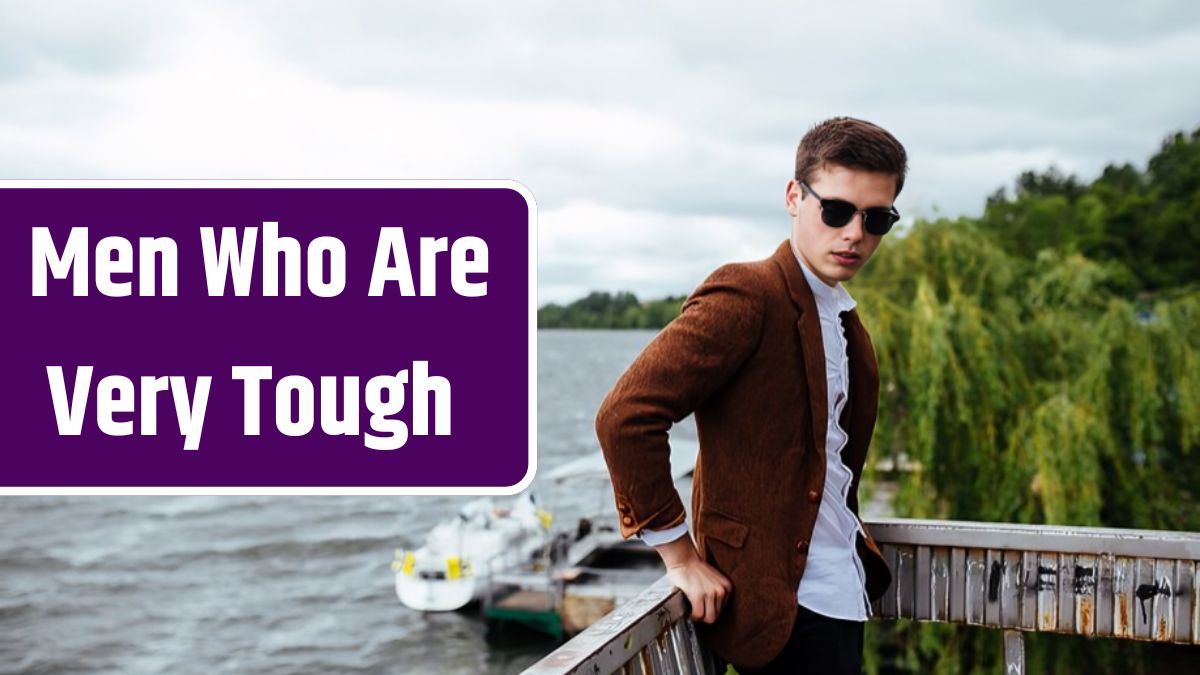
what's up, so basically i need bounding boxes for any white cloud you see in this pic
[0,4,695,183]
[538,201,783,304]
[0,0,1196,302]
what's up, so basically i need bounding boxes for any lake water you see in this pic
[0,330,668,675]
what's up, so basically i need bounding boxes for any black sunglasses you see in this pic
[799,182,900,236]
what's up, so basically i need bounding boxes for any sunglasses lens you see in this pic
[812,186,899,236]
[819,200,856,228]
[863,210,898,236]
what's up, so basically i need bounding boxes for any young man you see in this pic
[596,117,908,674]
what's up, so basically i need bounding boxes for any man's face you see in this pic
[785,164,897,287]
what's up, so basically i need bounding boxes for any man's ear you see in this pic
[785,180,801,215]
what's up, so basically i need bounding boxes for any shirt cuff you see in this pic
[638,521,690,547]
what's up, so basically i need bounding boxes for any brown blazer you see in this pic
[595,240,892,669]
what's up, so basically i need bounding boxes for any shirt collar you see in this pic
[790,239,857,315]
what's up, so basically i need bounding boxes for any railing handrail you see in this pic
[523,518,1200,674]
[868,518,1200,559]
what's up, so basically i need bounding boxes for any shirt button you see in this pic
[795,539,809,554]
[621,516,634,527]
[807,489,821,503]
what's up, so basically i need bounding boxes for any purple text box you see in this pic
[1,180,536,494]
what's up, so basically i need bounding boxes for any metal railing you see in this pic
[523,519,1200,674]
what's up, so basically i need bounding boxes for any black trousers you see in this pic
[738,604,864,675]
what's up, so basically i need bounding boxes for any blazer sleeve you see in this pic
[595,263,765,538]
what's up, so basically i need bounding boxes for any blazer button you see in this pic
[795,539,809,555]
[807,489,821,503]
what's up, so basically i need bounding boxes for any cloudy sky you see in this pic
[2,1,1197,304]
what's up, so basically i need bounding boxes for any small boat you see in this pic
[483,438,700,638]
[393,494,552,612]
[393,437,700,633]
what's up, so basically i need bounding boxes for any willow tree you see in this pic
[851,217,1200,674]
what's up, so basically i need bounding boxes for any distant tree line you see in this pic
[537,291,685,329]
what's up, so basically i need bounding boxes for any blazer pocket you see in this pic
[700,509,750,549]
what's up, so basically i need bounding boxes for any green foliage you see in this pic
[978,128,1200,290]
[537,291,684,329]
[857,130,1200,530]
[855,127,1200,674]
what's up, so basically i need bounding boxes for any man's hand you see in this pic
[654,536,732,624]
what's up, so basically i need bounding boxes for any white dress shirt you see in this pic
[640,242,871,621]
[790,246,871,621]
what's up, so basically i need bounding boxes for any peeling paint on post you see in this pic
[898,545,916,618]
[1115,557,1134,638]
[932,547,951,621]
[1001,549,1023,628]
[1004,630,1024,675]
[1096,554,1115,636]
[1038,552,1059,631]
[916,545,933,619]
[1075,555,1097,637]
[967,548,986,625]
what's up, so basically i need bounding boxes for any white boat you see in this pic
[393,494,551,612]
[483,438,701,636]
[393,437,699,623]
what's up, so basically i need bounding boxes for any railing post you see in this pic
[1003,630,1024,675]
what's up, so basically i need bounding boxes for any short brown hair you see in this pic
[795,117,908,197]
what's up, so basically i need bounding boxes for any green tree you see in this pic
[538,292,683,329]
[851,127,1200,672]
[979,127,1200,291]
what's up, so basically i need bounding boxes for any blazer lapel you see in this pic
[770,241,827,456]
[841,307,879,474]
